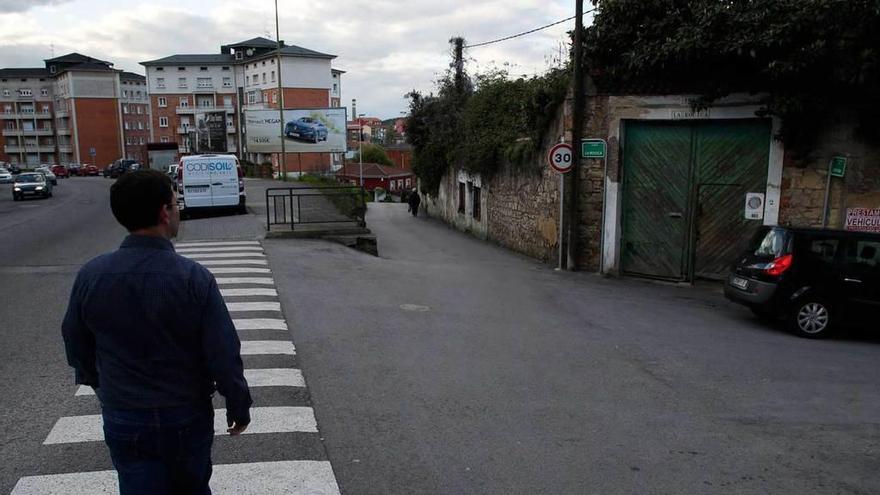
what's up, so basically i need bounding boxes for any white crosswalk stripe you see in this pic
[12,461,340,495]
[18,239,341,493]
[44,407,317,444]
[221,288,278,297]
[216,277,275,285]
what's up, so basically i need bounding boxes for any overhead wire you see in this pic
[464,8,596,49]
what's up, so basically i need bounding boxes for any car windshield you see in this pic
[753,228,791,258]
[17,174,43,182]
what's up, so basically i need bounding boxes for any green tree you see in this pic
[353,143,395,167]
[583,0,880,155]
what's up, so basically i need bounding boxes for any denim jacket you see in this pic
[62,235,252,422]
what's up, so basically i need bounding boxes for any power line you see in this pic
[464,8,596,49]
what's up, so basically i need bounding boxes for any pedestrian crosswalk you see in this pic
[11,239,341,494]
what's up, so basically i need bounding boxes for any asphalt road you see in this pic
[2,180,879,494]
[0,176,124,494]
[265,202,880,495]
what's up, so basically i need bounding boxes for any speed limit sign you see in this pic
[548,143,573,173]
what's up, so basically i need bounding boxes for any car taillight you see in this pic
[765,254,793,276]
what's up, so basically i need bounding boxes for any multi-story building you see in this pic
[120,72,151,162]
[0,53,136,168]
[141,37,344,173]
[0,68,55,166]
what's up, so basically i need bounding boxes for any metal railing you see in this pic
[266,186,366,231]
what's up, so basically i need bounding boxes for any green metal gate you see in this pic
[621,120,770,281]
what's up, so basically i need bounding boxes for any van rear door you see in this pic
[209,156,239,207]
[181,158,213,208]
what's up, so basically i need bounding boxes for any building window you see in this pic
[253,74,259,85]
[272,92,277,104]
[262,73,266,84]
[271,71,275,82]
[137,122,143,130]
[41,88,48,96]
[247,92,256,104]
[156,77,165,88]
[157,96,167,107]
[262,61,266,66]
[223,96,232,106]
[2,90,9,97]
[333,83,338,92]
[179,97,188,107]
[406,178,412,187]
[178,67,185,71]
[178,77,187,88]
[19,89,32,96]
[122,90,128,98]
[123,104,129,114]
[140,137,145,145]
[161,136,168,143]
[200,67,207,71]
[124,122,130,130]
[473,186,481,220]
[222,66,230,71]
[197,77,211,88]
[222,77,231,87]
[159,117,168,127]
[136,106,142,114]
[458,182,466,214]
[156,67,164,71]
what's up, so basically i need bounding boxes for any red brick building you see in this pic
[335,162,414,192]
[120,72,150,163]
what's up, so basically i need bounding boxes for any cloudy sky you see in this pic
[0,0,589,119]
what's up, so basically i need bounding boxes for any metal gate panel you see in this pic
[621,122,693,280]
[692,121,771,279]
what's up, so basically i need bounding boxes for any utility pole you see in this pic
[567,0,585,270]
[274,0,287,181]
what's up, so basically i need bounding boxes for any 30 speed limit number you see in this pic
[548,143,573,173]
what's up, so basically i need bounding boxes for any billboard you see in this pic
[245,108,347,153]
[193,111,228,153]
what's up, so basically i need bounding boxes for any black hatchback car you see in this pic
[725,226,880,338]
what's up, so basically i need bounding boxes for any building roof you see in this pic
[0,68,50,77]
[248,44,336,62]
[120,71,146,81]
[224,37,278,49]
[140,54,235,66]
[59,62,118,73]
[336,163,413,179]
[45,52,111,65]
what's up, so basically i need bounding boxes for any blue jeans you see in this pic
[102,403,214,495]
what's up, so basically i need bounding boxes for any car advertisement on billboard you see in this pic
[245,108,347,153]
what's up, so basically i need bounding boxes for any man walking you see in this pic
[62,170,252,494]
[407,188,421,217]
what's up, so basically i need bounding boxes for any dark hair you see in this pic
[110,169,174,231]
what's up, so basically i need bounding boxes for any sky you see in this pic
[0,0,590,119]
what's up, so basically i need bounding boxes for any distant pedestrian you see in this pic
[62,170,252,495]
[407,189,421,217]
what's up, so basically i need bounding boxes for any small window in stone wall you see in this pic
[458,182,466,214]
[473,186,481,221]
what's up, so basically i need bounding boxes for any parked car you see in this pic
[51,165,69,179]
[103,164,113,178]
[85,165,100,176]
[7,164,21,175]
[725,226,880,338]
[284,117,328,143]
[109,159,140,178]
[0,168,12,184]
[12,172,52,200]
[68,164,82,176]
[176,154,246,216]
[34,166,58,185]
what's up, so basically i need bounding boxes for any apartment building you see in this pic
[141,37,343,172]
[120,72,150,162]
[0,53,130,168]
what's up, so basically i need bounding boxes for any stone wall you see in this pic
[779,114,880,229]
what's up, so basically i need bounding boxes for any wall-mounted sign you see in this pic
[581,139,606,159]
[845,208,880,232]
[671,109,710,119]
[830,156,847,178]
[744,192,765,220]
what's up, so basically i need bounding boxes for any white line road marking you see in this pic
[209,268,271,274]
[176,247,264,253]
[176,241,261,248]
[216,277,275,285]
[225,302,281,312]
[183,252,267,259]
[11,460,340,495]
[221,288,278,297]
[197,259,268,266]
[75,369,304,396]
[240,340,295,355]
[43,407,316,444]
[233,318,288,330]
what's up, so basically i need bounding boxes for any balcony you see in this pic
[177,126,193,134]
[227,144,237,153]
[178,145,191,154]
[175,106,195,114]
[56,128,71,135]
[4,145,23,153]
[54,109,70,118]
[58,144,73,153]
[0,111,52,119]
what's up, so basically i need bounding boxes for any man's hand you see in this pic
[226,410,250,436]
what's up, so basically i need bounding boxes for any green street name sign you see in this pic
[581,139,606,159]
[830,156,847,178]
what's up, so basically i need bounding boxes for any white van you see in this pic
[176,154,245,215]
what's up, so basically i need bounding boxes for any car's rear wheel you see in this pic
[788,297,834,338]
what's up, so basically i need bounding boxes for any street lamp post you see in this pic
[274,0,286,181]
[357,113,365,187]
